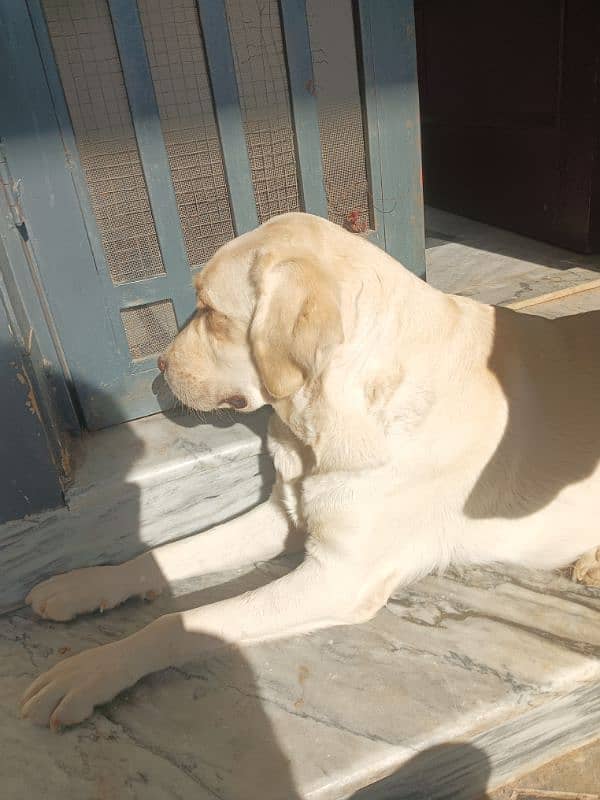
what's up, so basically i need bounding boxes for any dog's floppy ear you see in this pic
[249,251,344,399]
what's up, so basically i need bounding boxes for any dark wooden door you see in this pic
[415,0,600,253]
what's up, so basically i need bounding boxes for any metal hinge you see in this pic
[0,140,28,240]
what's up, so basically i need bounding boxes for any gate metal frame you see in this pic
[0,0,424,430]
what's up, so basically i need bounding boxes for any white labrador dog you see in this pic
[21,212,600,729]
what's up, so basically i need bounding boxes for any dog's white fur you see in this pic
[21,213,600,729]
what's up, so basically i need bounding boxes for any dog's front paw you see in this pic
[26,564,158,621]
[20,642,132,729]
[572,547,600,588]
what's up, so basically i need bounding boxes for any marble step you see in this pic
[0,407,274,610]
[2,560,600,799]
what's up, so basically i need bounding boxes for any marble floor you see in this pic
[3,560,600,800]
[3,212,600,799]
[425,207,600,305]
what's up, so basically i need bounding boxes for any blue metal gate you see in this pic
[0,0,423,429]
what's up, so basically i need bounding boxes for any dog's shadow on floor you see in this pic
[17,564,305,797]
[101,611,305,799]
[81,570,492,799]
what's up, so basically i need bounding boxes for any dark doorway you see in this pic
[415,0,600,253]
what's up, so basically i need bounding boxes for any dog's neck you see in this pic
[273,263,496,474]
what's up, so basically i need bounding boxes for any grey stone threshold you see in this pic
[425,207,600,307]
[0,407,274,610]
[353,680,600,799]
[2,560,600,798]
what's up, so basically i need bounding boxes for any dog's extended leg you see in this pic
[26,490,299,621]
[21,556,369,729]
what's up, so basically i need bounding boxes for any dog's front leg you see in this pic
[25,486,302,622]
[20,556,364,729]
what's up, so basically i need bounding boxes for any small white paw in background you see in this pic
[572,546,600,588]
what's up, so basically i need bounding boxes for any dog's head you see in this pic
[160,214,344,413]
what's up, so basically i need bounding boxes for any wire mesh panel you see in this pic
[224,0,300,223]
[10,0,421,427]
[42,0,166,284]
[120,299,178,360]
[306,0,373,231]
[138,0,235,267]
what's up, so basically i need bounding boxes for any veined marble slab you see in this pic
[0,408,274,610]
[1,561,599,799]
[426,207,600,307]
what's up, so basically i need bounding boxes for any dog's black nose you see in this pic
[157,355,167,373]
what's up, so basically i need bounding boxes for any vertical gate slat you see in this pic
[27,0,133,368]
[355,0,386,253]
[0,153,80,431]
[108,0,195,322]
[279,0,328,217]
[357,0,425,277]
[0,0,128,426]
[195,0,259,235]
